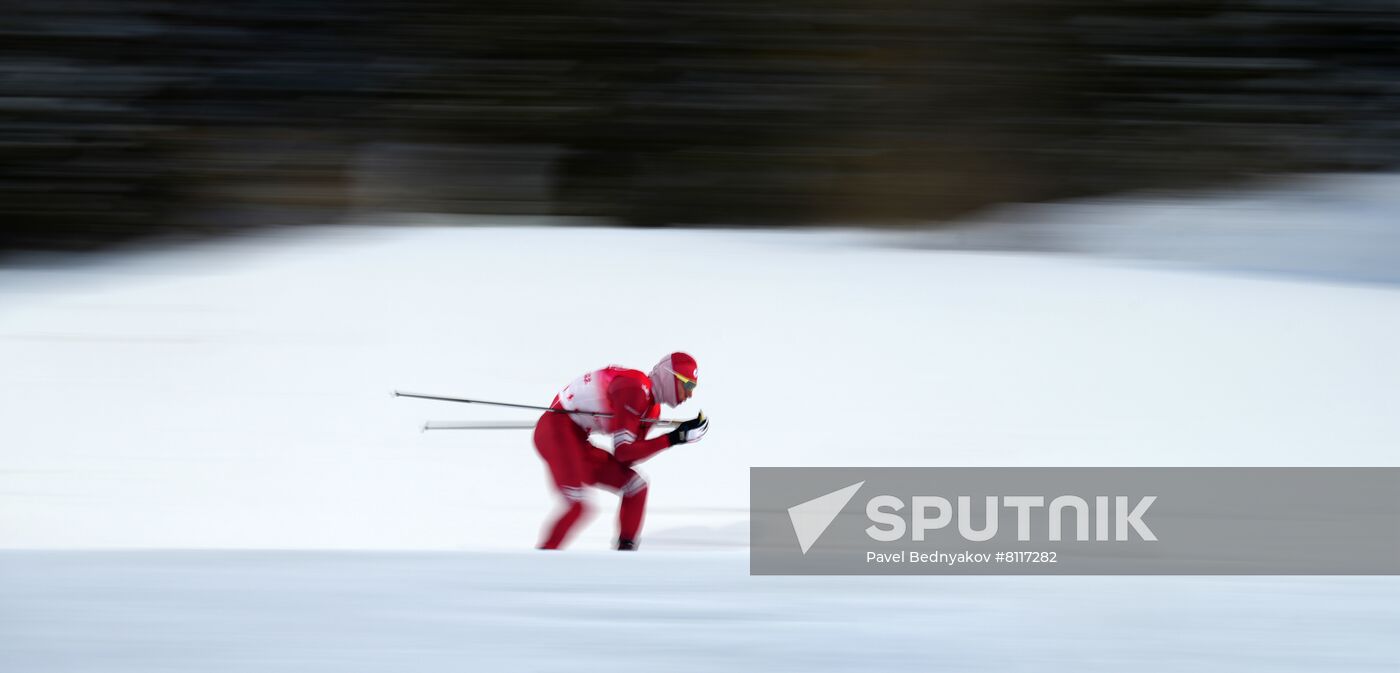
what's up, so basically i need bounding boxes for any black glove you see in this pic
[666,411,708,446]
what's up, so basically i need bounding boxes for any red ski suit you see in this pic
[534,366,672,549]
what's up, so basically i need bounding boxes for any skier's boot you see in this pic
[617,538,638,551]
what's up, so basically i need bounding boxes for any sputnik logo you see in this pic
[787,481,864,554]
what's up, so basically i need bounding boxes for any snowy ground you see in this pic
[4,223,1398,551]
[909,172,1400,284]
[2,179,1400,670]
[3,551,1398,673]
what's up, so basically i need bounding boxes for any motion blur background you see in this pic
[6,0,1400,249]
[5,3,1400,672]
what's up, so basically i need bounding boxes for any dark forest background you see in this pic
[4,0,1399,250]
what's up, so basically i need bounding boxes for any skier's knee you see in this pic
[561,485,589,504]
[621,473,648,498]
[560,496,591,522]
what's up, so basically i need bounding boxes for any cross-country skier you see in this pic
[534,352,708,550]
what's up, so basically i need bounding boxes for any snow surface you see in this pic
[2,551,1398,673]
[3,222,1398,551]
[2,196,1400,670]
[911,172,1400,284]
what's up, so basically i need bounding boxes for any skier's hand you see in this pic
[667,411,708,446]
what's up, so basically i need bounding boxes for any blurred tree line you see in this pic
[3,0,1398,249]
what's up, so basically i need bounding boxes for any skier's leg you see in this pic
[617,478,648,549]
[541,498,589,550]
[593,455,650,550]
[534,413,592,549]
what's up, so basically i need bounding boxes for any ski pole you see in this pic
[423,420,537,431]
[422,418,684,431]
[394,391,575,414]
[393,391,684,425]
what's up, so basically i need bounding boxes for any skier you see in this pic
[534,352,708,550]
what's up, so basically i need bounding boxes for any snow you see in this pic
[2,551,1397,673]
[3,222,1398,551]
[3,178,1400,670]
[912,172,1400,284]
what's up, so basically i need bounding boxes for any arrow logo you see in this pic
[787,481,865,554]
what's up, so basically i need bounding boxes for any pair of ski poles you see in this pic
[393,391,686,431]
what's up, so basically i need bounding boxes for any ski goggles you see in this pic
[674,371,697,393]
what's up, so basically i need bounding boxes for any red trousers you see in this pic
[534,411,649,549]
